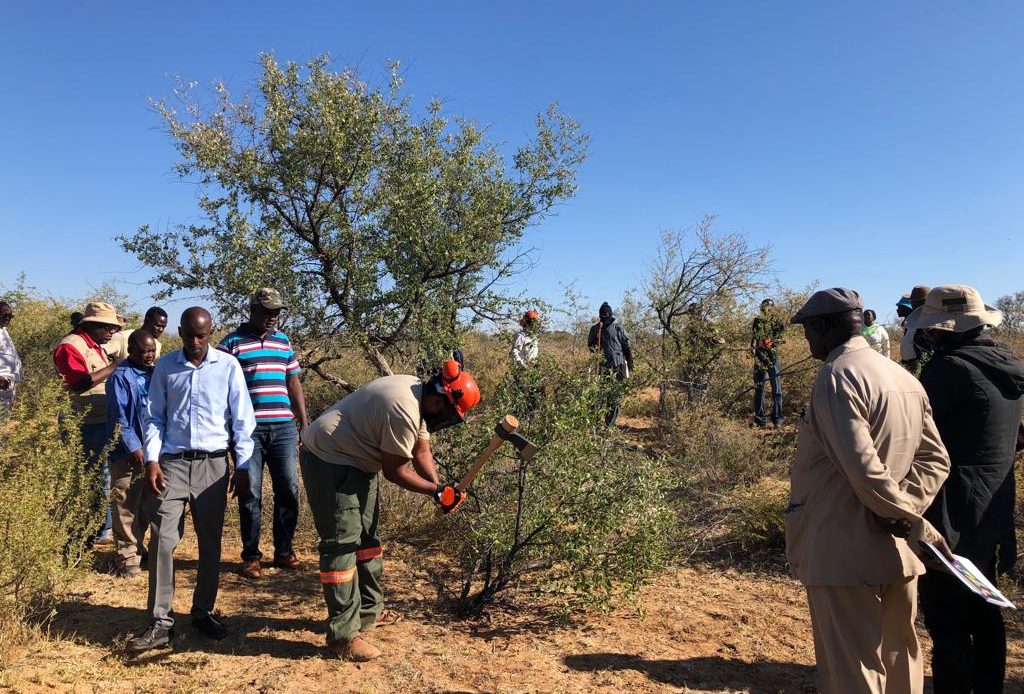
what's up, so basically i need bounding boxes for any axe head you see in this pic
[494,416,540,460]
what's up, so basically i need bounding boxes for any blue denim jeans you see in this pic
[239,421,299,561]
[753,356,783,425]
[81,422,112,538]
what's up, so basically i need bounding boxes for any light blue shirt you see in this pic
[144,347,257,469]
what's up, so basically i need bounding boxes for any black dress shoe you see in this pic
[127,623,173,653]
[191,613,228,640]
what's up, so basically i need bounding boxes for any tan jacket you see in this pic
[59,332,111,425]
[786,336,950,586]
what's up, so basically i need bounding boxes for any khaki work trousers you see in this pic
[806,576,922,694]
[109,457,148,568]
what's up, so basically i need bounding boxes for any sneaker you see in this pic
[94,532,114,547]
[191,613,228,640]
[328,634,381,662]
[272,553,303,571]
[241,559,262,580]
[127,623,173,653]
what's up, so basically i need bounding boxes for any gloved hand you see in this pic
[434,484,467,515]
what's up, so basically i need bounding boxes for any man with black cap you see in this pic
[587,302,634,425]
[912,285,1024,694]
[787,287,950,694]
[219,288,309,579]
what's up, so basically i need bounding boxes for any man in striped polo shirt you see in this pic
[219,288,309,579]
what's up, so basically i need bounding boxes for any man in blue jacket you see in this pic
[105,330,158,577]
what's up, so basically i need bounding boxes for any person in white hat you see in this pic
[787,287,951,694]
[53,301,126,544]
[909,285,1024,693]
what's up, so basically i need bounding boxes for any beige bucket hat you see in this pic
[79,302,125,327]
[908,285,1002,333]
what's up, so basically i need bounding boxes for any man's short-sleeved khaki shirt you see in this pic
[301,375,430,473]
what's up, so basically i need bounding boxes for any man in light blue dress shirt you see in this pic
[128,307,256,653]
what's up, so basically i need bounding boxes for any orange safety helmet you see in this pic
[438,359,481,419]
[520,309,540,327]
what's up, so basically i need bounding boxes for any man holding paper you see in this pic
[912,285,1024,694]
[786,288,951,694]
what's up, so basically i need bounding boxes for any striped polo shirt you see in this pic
[218,326,301,424]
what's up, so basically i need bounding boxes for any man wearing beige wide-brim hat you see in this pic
[53,301,127,544]
[787,287,950,694]
[911,285,1021,693]
[906,284,1003,334]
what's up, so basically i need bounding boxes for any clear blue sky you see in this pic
[2,2,1022,325]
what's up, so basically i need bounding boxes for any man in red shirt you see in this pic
[53,301,124,544]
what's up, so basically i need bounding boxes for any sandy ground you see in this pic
[3,524,1024,694]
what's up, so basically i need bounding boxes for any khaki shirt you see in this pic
[786,336,950,586]
[301,375,430,473]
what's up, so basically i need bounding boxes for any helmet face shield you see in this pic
[424,389,464,432]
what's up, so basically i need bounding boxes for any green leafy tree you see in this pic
[995,290,1024,335]
[120,54,588,388]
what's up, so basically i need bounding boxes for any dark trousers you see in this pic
[81,422,112,538]
[239,421,299,562]
[753,356,783,425]
[919,558,1006,694]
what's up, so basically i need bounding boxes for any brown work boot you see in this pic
[327,634,381,662]
[272,553,303,571]
[240,559,262,580]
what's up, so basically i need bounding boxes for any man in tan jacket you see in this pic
[786,288,951,694]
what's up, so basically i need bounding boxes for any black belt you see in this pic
[175,449,228,460]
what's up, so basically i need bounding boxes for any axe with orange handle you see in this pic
[436,414,539,515]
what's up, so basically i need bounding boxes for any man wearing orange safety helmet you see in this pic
[511,309,541,368]
[299,360,481,662]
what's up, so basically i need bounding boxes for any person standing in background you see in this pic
[861,309,890,358]
[0,302,22,408]
[751,298,785,427]
[588,302,634,426]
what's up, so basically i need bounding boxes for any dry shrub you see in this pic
[723,476,789,560]
[662,405,795,567]
[0,381,102,661]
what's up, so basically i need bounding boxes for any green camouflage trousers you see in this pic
[299,449,384,644]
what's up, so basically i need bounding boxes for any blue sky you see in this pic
[2,2,1022,326]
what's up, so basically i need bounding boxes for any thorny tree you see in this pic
[121,54,588,388]
[644,215,771,417]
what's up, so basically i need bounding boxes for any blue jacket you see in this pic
[105,361,152,461]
